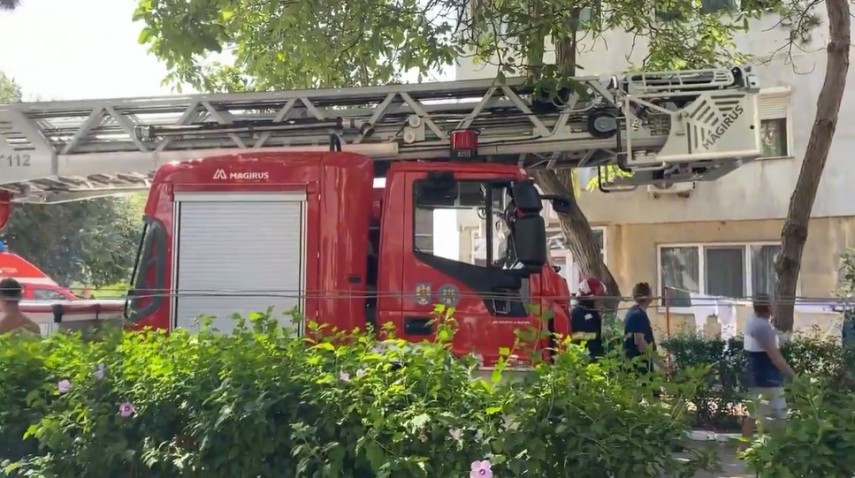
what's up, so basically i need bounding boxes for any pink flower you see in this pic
[57,379,71,394]
[470,460,492,478]
[339,372,351,382]
[119,402,135,418]
[449,428,463,441]
[355,368,366,378]
[94,364,105,381]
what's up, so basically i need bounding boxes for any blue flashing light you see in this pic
[0,241,6,253]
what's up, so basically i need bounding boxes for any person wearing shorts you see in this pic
[742,293,795,440]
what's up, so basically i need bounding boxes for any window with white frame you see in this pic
[658,243,781,308]
[658,0,779,20]
[700,0,738,13]
[548,227,606,292]
[759,88,791,158]
[414,207,435,254]
[657,0,736,20]
[470,1,598,39]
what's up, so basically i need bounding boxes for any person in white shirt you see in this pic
[741,293,795,441]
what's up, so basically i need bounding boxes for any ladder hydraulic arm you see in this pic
[0,66,762,203]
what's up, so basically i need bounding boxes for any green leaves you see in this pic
[10,313,850,477]
[133,0,777,93]
[0,311,721,478]
[0,71,22,103]
[137,27,152,45]
[741,374,855,477]
[0,193,144,287]
[133,0,461,91]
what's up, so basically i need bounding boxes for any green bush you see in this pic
[742,374,855,477]
[661,334,847,431]
[0,310,714,478]
[0,334,50,462]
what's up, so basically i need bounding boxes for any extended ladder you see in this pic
[0,67,762,203]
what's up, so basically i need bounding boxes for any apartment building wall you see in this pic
[459,4,855,336]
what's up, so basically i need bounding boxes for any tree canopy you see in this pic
[1,195,145,288]
[135,0,771,93]
[0,72,145,287]
[0,72,21,100]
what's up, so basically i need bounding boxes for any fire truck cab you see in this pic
[126,152,568,366]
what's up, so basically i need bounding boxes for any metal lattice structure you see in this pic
[0,67,762,203]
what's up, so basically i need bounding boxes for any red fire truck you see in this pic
[0,241,126,332]
[0,242,76,301]
[0,68,761,364]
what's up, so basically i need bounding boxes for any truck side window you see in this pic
[412,180,510,268]
[126,217,167,322]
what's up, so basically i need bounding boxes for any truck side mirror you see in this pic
[511,180,543,213]
[539,194,573,214]
[511,215,547,270]
[550,197,573,213]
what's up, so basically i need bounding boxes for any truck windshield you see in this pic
[413,180,512,268]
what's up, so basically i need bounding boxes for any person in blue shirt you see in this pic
[623,282,661,374]
[570,277,606,360]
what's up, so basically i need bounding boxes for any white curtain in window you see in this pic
[760,119,788,157]
[660,247,700,307]
[751,245,780,296]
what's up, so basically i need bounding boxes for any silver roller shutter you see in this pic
[173,192,305,334]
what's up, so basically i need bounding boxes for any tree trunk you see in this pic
[528,7,623,307]
[774,0,850,331]
[533,170,622,308]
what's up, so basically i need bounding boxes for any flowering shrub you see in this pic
[0,310,714,477]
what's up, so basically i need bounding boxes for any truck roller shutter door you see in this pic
[174,192,305,334]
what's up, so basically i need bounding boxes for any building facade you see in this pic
[457,4,855,337]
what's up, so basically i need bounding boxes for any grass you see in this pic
[68,282,129,299]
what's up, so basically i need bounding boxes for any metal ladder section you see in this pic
[0,67,762,203]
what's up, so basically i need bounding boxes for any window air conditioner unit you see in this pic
[646,182,695,198]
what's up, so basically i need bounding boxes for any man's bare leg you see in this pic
[739,416,755,452]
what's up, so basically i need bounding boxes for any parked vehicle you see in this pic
[0,242,125,333]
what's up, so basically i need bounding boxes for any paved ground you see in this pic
[675,441,754,478]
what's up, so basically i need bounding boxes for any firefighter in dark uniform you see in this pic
[570,277,607,360]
